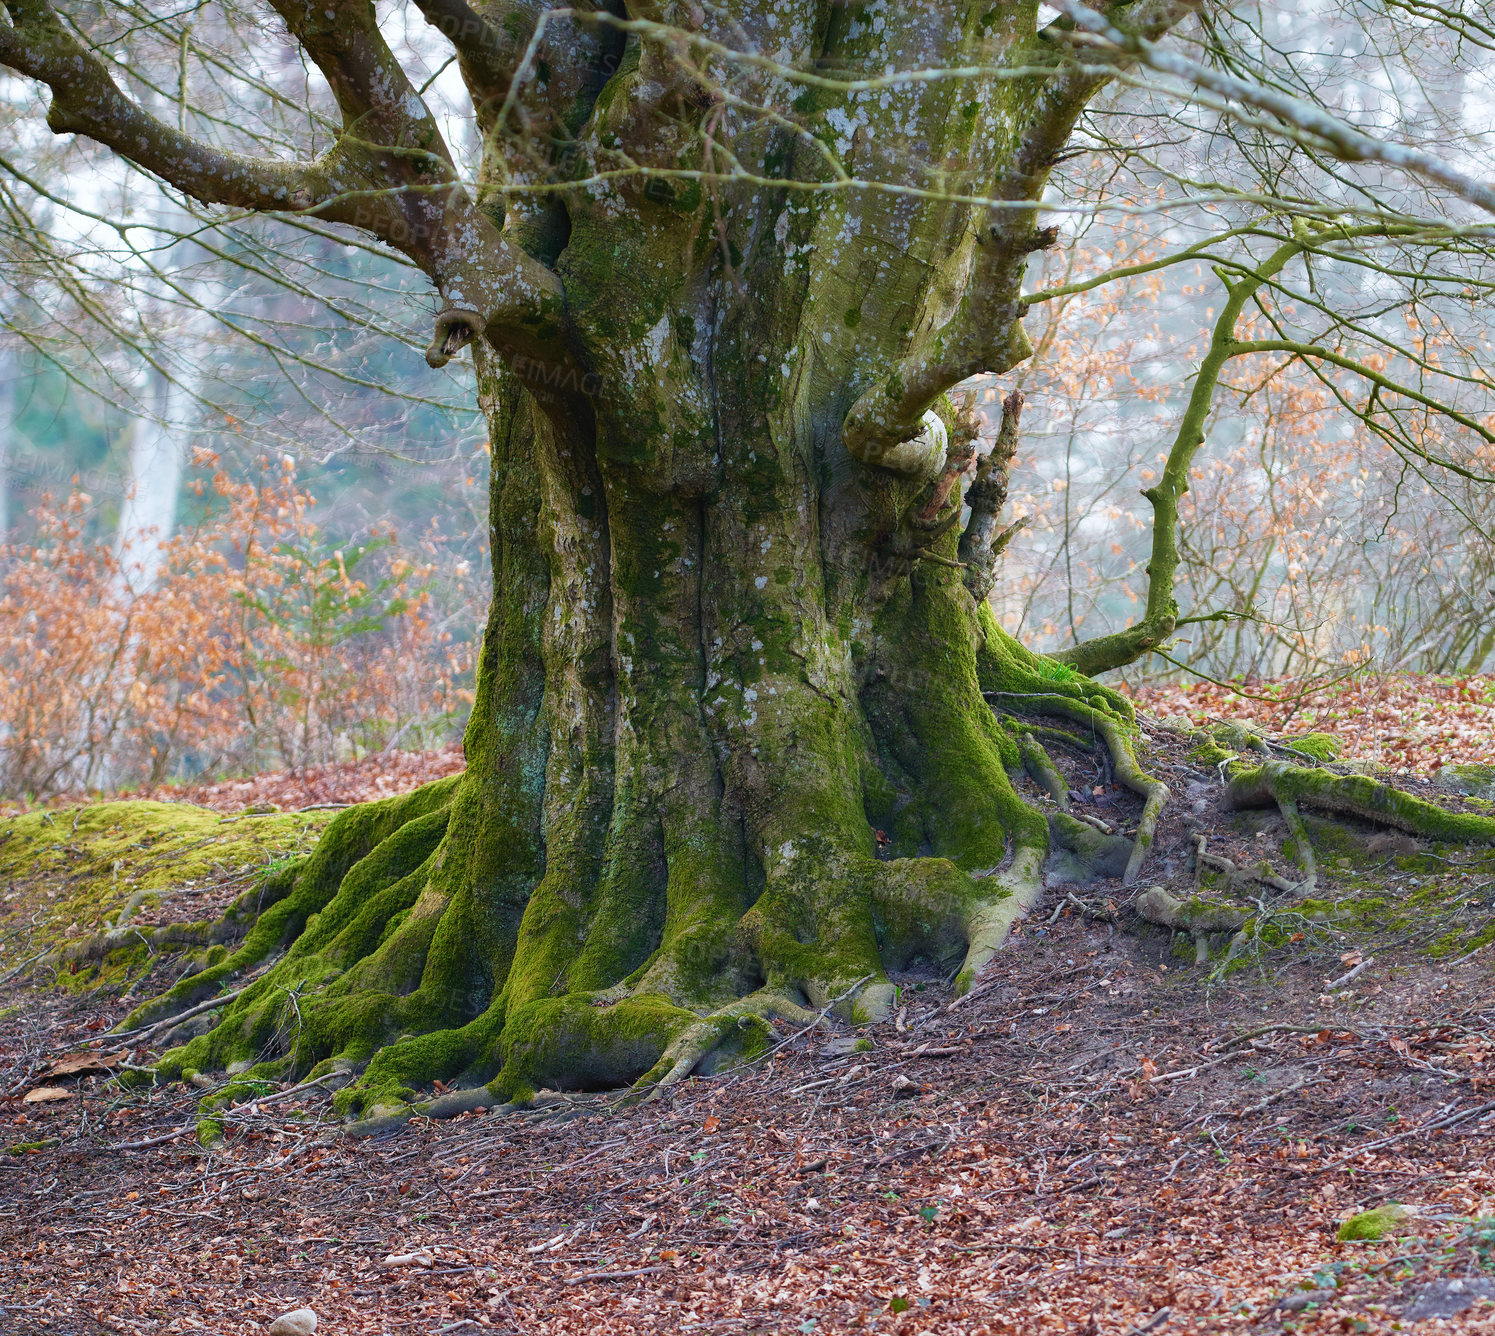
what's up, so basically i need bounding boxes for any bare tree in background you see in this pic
[3,0,1495,1117]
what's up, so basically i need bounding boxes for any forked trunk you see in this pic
[133,4,1165,1116]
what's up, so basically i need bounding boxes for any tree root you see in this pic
[1018,732,1069,809]
[984,690,1170,884]
[633,989,823,1096]
[1226,761,1495,893]
[345,1086,513,1139]
[1135,883,1355,975]
[1048,812,1133,883]
[1135,886,1250,965]
[1193,833,1297,896]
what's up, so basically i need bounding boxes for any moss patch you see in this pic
[0,801,329,959]
[1338,1205,1412,1242]
[1287,732,1342,762]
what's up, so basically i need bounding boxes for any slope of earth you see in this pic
[1,718,1493,1335]
[1,743,469,820]
[2,909,1492,1335]
[1131,673,1495,773]
[0,802,333,997]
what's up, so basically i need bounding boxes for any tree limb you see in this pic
[0,0,325,215]
[959,389,1026,601]
[409,0,536,103]
[0,0,571,367]
[1057,232,1307,677]
[1056,0,1495,216]
[840,0,1207,475]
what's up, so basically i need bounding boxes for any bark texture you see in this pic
[2,0,1197,1116]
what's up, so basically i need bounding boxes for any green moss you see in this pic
[1210,721,1268,752]
[1298,815,1369,864]
[1287,732,1342,762]
[1189,740,1235,768]
[0,801,328,973]
[493,993,696,1099]
[7,1137,59,1155]
[1337,1205,1412,1242]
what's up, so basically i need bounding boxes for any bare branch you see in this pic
[840,0,1207,475]
[0,0,571,366]
[1056,0,1495,216]
[0,0,324,214]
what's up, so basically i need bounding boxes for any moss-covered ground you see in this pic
[0,800,330,993]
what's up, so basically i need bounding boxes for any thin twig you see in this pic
[563,1266,667,1286]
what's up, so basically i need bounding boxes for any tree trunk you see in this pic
[131,4,1170,1118]
[140,312,1146,1116]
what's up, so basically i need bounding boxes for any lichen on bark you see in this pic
[2,1,1217,1119]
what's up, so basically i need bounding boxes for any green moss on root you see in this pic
[1229,763,1495,846]
[492,993,698,1099]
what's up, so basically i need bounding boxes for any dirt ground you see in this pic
[2,728,1493,1336]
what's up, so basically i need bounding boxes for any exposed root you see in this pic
[1135,886,1250,966]
[1048,813,1132,884]
[984,689,1170,884]
[1018,732,1069,809]
[1135,882,1358,977]
[119,778,461,1035]
[633,990,820,1097]
[123,978,262,1044]
[1193,833,1298,896]
[953,849,1047,990]
[346,1087,512,1139]
[1227,761,1495,894]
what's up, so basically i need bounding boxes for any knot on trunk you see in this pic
[425,308,483,368]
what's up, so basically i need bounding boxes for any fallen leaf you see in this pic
[702,1115,720,1133]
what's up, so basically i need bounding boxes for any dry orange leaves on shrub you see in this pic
[0,453,474,802]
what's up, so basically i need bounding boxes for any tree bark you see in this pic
[95,1,1188,1115]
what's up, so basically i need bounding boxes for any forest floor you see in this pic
[1131,672,1495,773]
[1,688,1493,1335]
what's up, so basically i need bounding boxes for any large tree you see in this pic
[5,0,1494,1121]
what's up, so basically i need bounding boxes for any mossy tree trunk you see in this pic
[2,0,1205,1115]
